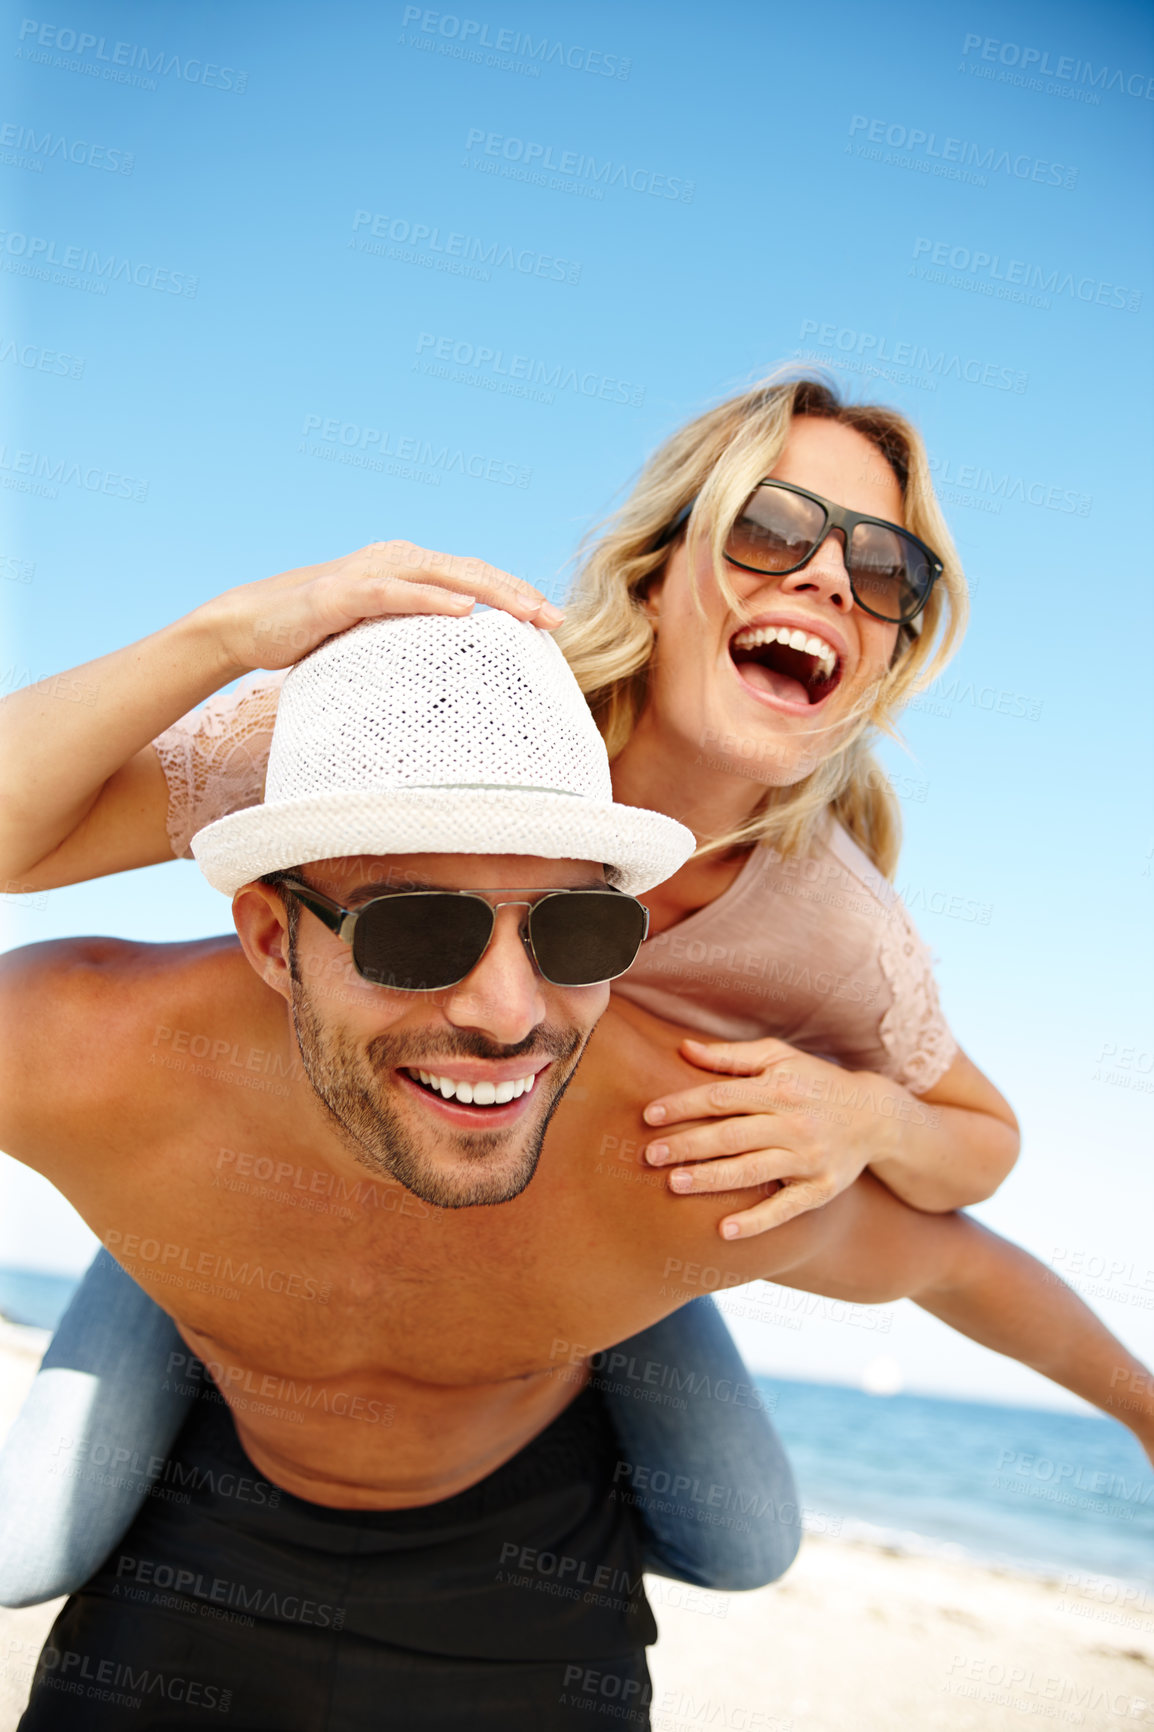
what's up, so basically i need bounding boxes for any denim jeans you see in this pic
[0,1250,799,1606]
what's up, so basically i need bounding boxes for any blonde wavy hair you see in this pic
[555,370,967,880]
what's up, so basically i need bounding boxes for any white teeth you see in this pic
[731,623,840,684]
[408,1069,538,1106]
[805,636,837,682]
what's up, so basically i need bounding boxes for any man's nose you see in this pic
[776,530,855,612]
[441,905,547,1044]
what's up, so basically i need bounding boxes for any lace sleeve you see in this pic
[152,669,287,859]
[876,901,959,1094]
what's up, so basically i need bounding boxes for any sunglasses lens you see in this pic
[726,487,825,572]
[849,524,935,622]
[353,894,493,990]
[529,892,648,986]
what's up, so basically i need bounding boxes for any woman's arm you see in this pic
[866,1046,1020,1211]
[634,1101,1154,1462]
[915,1217,1154,1462]
[640,1036,1019,1237]
[0,542,562,892]
[0,612,233,889]
[754,1179,1154,1465]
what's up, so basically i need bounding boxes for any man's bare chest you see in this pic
[92,1113,577,1384]
[81,989,780,1389]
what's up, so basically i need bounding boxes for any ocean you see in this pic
[0,1267,78,1334]
[762,1374,1154,1588]
[1,1267,1150,1589]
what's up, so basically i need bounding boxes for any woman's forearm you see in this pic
[917,1218,1154,1458]
[865,1050,1020,1212]
[0,540,560,892]
[867,1096,1019,1211]
[0,611,242,883]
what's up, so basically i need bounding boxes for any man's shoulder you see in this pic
[0,935,273,1170]
[591,996,705,1091]
[562,998,713,1156]
[0,931,252,1024]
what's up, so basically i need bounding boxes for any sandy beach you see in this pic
[2,1320,1151,1732]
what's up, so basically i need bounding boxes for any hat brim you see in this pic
[191,788,696,899]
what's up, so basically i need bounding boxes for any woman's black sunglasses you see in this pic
[657,480,943,625]
[279,879,650,991]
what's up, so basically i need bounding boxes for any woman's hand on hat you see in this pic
[641,1036,906,1239]
[198,541,565,675]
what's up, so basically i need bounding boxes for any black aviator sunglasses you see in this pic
[656,479,943,625]
[278,878,651,991]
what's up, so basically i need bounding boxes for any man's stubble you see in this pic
[287,967,588,1210]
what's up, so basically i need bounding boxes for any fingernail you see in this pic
[644,1104,666,1124]
[669,1171,692,1192]
[454,594,477,607]
[538,601,565,624]
[645,1142,669,1164]
[720,1221,740,1239]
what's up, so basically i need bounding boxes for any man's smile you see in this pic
[395,1062,550,1128]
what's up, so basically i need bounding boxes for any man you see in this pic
[3,612,1149,1729]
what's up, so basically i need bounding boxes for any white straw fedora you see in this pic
[191,612,696,897]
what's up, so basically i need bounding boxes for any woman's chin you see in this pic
[727,660,874,761]
[697,714,826,787]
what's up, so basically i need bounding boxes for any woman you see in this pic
[0,373,1035,1607]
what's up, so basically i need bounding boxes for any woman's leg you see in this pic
[596,1297,801,1590]
[0,1249,194,1606]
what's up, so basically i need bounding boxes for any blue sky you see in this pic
[1,0,1152,1409]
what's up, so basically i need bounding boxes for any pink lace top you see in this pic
[154,674,957,1095]
[154,670,288,854]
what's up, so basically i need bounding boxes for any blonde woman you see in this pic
[4,373,1128,1615]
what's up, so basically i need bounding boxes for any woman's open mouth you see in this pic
[729,624,844,708]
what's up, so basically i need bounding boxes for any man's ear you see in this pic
[232,883,294,1003]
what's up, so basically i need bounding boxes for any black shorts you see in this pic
[19,1379,656,1730]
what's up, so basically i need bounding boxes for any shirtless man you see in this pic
[4,613,1151,1731]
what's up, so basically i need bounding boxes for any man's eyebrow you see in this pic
[346,878,441,902]
[344,875,607,904]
